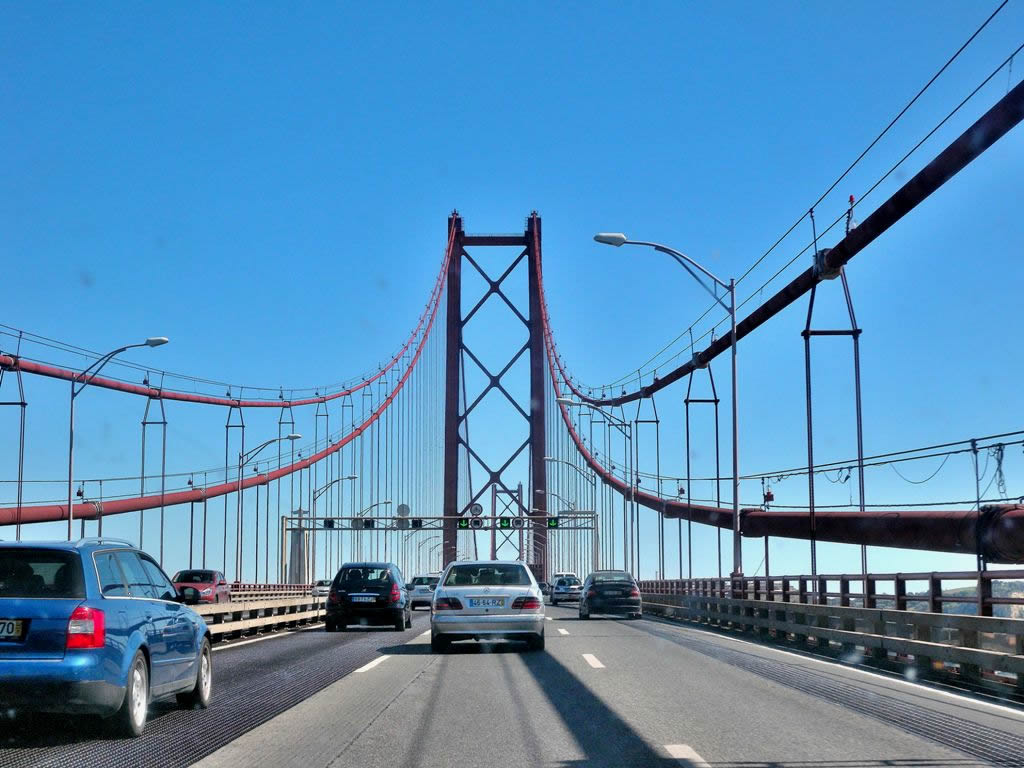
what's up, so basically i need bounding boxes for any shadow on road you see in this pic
[519,649,678,766]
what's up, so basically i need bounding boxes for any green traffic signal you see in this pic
[547,517,559,528]
[499,517,511,529]
[457,518,470,529]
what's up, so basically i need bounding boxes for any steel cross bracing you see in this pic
[442,212,548,577]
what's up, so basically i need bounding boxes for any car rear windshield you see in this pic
[412,576,438,586]
[444,564,531,587]
[334,567,391,590]
[0,548,86,598]
[558,578,581,587]
[315,580,331,587]
[173,570,215,583]
[592,572,633,584]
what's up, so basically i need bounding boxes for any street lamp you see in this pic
[67,337,168,540]
[536,488,576,510]
[237,433,301,581]
[355,500,392,561]
[544,456,596,486]
[594,232,742,576]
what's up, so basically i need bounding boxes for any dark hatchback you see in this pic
[325,562,412,632]
[578,570,642,619]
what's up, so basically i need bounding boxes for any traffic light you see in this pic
[411,518,423,529]
[363,519,375,529]
[469,518,484,530]
[498,517,512,529]
[396,518,409,530]
[323,518,335,529]
[457,518,470,530]
[547,517,559,529]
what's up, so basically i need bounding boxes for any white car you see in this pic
[311,579,332,597]
[430,560,545,652]
[407,573,440,609]
[549,576,582,605]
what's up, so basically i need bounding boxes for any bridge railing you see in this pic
[639,574,1024,694]
[195,591,325,640]
[228,583,314,602]
[639,570,1024,617]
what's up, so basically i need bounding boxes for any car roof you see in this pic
[0,538,136,553]
[446,560,527,566]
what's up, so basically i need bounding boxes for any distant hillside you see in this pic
[906,581,1024,619]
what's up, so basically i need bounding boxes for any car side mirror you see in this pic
[179,586,201,605]
[406,583,414,590]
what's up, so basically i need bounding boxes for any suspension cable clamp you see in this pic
[692,352,708,369]
[813,248,840,280]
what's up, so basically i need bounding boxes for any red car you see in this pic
[172,569,231,604]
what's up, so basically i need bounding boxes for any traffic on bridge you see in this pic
[3,3,1024,767]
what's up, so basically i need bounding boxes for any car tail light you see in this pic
[587,589,597,598]
[629,587,640,597]
[390,582,401,603]
[511,596,541,610]
[328,589,340,604]
[66,605,105,649]
[433,597,463,610]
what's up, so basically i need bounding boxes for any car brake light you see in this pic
[511,596,541,610]
[629,587,640,597]
[328,590,340,604]
[434,597,463,610]
[66,605,105,649]
[390,583,401,603]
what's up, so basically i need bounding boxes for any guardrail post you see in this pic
[913,617,934,678]
[927,573,940,614]
[978,573,993,618]
[781,577,792,604]
[839,577,850,607]
[959,626,982,683]
[1016,631,1024,694]
[798,577,808,605]
[895,575,907,612]
[816,576,827,606]
[864,575,876,609]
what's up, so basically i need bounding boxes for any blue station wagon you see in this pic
[0,538,213,736]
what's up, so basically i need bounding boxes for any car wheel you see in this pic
[430,633,449,653]
[631,611,642,620]
[394,613,405,631]
[177,638,212,710]
[527,632,545,652]
[405,610,412,629]
[325,619,336,632]
[579,604,590,620]
[111,651,149,737]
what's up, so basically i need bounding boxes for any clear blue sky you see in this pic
[2,2,1022,581]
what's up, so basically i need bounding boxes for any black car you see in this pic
[325,562,412,632]
[578,570,642,619]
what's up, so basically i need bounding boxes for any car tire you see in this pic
[631,612,642,620]
[394,613,405,631]
[579,604,590,620]
[431,633,449,653]
[177,638,213,710]
[527,632,545,652]
[325,619,336,632]
[111,651,149,737]
[405,610,412,629]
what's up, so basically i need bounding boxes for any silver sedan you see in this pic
[430,561,545,652]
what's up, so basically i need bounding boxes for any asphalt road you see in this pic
[194,605,1024,768]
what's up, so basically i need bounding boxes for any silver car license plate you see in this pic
[605,590,622,596]
[352,595,375,603]
[0,619,22,639]
[468,597,505,608]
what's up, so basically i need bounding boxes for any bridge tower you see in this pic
[442,212,548,577]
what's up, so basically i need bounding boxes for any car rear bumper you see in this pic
[0,656,123,716]
[586,597,642,614]
[551,593,581,602]
[431,612,545,637]
[327,605,403,626]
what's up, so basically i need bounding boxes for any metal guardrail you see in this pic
[641,591,1024,694]
[639,571,1024,617]
[195,591,325,640]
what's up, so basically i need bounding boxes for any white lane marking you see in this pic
[650,616,1024,721]
[545,616,553,621]
[582,653,605,669]
[557,628,569,635]
[419,630,431,637]
[212,621,323,652]
[355,655,391,673]
[665,744,711,767]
